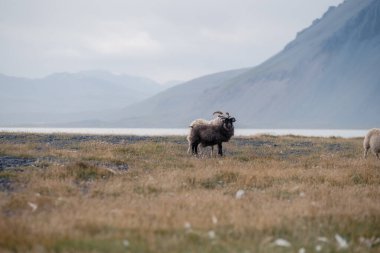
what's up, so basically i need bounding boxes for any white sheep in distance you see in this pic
[363,128,380,160]
[189,111,224,128]
[187,111,236,156]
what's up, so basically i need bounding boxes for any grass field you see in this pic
[0,133,379,253]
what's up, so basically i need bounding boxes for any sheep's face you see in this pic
[222,117,236,130]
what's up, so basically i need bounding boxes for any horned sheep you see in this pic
[187,111,236,156]
[187,112,223,155]
[363,128,380,160]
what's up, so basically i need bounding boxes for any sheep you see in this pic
[187,111,236,156]
[363,128,380,159]
[188,111,224,128]
[187,112,224,156]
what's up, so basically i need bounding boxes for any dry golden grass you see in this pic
[0,133,379,253]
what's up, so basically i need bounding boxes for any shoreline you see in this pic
[0,128,368,138]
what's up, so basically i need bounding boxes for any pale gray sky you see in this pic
[0,0,343,83]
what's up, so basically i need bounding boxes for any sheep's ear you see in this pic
[231,118,236,122]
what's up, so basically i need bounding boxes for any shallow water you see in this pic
[0,127,367,138]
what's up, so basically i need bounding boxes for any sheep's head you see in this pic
[216,112,236,130]
[223,117,236,130]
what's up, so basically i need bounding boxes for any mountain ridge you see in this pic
[116,0,380,128]
[0,70,165,126]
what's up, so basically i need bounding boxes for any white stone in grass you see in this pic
[105,168,117,174]
[28,202,38,212]
[273,238,291,247]
[123,239,129,247]
[235,189,245,199]
[335,234,349,249]
[317,237,329,243]
[298,247,306,253]
[212,215,218,225]
[184,222,191,230]
[208,230,216,240]
[315,244,322,252]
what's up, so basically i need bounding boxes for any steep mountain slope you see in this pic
[0,71,163,125]
[119,0,380,128]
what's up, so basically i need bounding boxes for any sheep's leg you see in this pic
[191,142,197,155]
[192,142,200,156]
[195,144,200,156]
[364,148,369,159]
[376,152,380,160]
[211,146,214,157]
[217,143,223,156]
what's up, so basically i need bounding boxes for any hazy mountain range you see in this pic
[116,0,380,128]
[1,0,379,129]
[0,70,168,126]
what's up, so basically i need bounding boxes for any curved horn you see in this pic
[213,111,223,116]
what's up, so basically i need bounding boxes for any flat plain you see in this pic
[0,132,379,253]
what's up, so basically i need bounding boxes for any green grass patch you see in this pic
[200,171,240,189]
[62,162,114,181]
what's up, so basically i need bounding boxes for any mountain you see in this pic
[160,80,184,89]
[117,0,380,129]
[0,70,163,126]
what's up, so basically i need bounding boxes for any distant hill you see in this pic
[0,70,163,126]
[161,80,184,89]
[117,0,380,129]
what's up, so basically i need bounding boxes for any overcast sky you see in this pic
[0,0,343,83]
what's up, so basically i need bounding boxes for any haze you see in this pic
[0,0,342,83]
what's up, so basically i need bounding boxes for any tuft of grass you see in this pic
[53,238,128,253]
[62,161,115,181]
[134,185,163,196]
[200,171,240,189]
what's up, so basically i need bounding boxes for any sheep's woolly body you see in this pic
[189,117,222,127]
[187,117,224,155]
[187,113,235,156]
[363,128,380,159]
